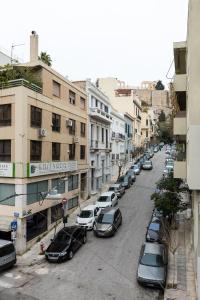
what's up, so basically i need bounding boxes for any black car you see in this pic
[116,175,131,189]
[45,226,87,262]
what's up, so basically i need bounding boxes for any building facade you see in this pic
[97,77,141,148]
[124,113,134,162]
[73,80,112,194]
[0,32,89,254]
[172,0,200,296]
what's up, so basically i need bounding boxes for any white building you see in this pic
[73,80,112,194]
[111,108,125,180]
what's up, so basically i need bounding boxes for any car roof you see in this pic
[101,207,119,215]
[101,191,114,196]
[82,204,97,211]
[58,226,80,235]
[144,242,164,254]
[0,239,13,247]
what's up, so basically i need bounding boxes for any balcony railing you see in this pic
[112,132,125,141]
[0,79,42,94]
[90,140,99,149]
[90,108,112,123]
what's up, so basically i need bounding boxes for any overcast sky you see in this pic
[1,0,188,87]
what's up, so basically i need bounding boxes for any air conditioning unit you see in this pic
[73,137,79,143]
[66,120,73,127]
[38,128,47,137]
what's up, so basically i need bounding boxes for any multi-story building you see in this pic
[110,108,125,180]
[0,32,89,254]
[124,113,134,162]
[73,80,112,194]
[141,110,153,148]
[0,50,11,66]
[97,77,142,149]
[172,0,200,296]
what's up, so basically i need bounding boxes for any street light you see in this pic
[10,43,24,64]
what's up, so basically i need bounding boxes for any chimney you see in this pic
[30,31,38,62]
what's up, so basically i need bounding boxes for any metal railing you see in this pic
[0,79,42,94]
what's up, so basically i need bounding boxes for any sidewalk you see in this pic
[164,212,197,300]
[17,160,134,268]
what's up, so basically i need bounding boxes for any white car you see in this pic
[76,205,101,230]
[96,191,118,209]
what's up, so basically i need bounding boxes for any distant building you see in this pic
[0,50,11,65]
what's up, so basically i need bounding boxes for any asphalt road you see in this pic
[0,150,165,300]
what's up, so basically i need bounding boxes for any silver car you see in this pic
[137,242,168,288]
[142,160,153,170]
[108,184,125,198]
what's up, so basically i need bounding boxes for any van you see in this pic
[0,239,16,271]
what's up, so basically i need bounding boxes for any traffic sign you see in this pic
[11,220,17,231]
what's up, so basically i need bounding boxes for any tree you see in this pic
[155,80,165,90]
[38,52,52,66]
[156,114,173,144]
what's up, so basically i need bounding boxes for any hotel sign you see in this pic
[27,161,78,177]
[0,163,14,177]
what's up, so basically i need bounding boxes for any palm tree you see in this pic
[38,52,52,66]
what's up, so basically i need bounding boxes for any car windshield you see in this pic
[109,187,115,192]
[79,210,93,218]
[97,196,109,202]
[97,213,113,224]
[117,177,124,182]
[145,161,151,165]
[134,165,139,169]
[140,253,164,267]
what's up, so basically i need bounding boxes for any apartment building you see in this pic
[0,32,89,254]
[110,108,125,180]
[172,0,200,296]
[141,110,153,148]
[124,113,134,162]
[97,77,141,148]
[73,80,112,194]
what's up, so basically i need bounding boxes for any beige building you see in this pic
[172,0,200,296]
[141,110,154,148]
[97,77,142,148]
[0,32,89,254]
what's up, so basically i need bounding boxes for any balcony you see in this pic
[90,140,99,152]
[173,111,186,135]
[112,132,125,141]
[174,161,186,179]
[174,74,187,92]
[105,142,112,153]
[94,168,101,178]
[90,108,112,124]
[0,78,42,94]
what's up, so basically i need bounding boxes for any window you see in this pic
[27,180,48,205]
[68,196,79,209]
[80,97,85,109]
[0,184,15,206]
[80,123,86,137]
[0,104,11,126]
[68,175,79,191]
[52,143,60,160]
[30,106,41,128]
[51,203,63,224]
[0,140,11,161]
[30,140,42,161]
[95,99,98,107]
[80,145,85,159]
[69,119,76,135]
[104,106,108,113]
[146,131,148,138]
[69,144,76,160]
[69,90,76,105]
[146,119,148,126]
[53,80,61,97]
[52,178,65,194]
[102,128,104,143]
[26,209,47,241]
[52,113,61,132]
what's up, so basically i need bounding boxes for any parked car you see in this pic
[126,169,136,183]
[154,147,159,153]
[108,183,125,198]
[146,221,163,243]
[45,226,87,262]
[152,208,163,219]
[163,164,174,177]
[116,175,131,189]
[76,205,101,230]
[165,158,174,165]
[142,160,153,170]
[131,164,141,175]
[137,242,168,288]
[0,239,16,271]
[93,207,122,237]
[96,191,118,208]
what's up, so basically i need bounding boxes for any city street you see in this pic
[0,150,165,300]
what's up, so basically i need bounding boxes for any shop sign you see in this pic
[27,161,78,177]
[0,163,14,177]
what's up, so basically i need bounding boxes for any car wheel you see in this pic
[82,235,87,244]
[68,250,74,260]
